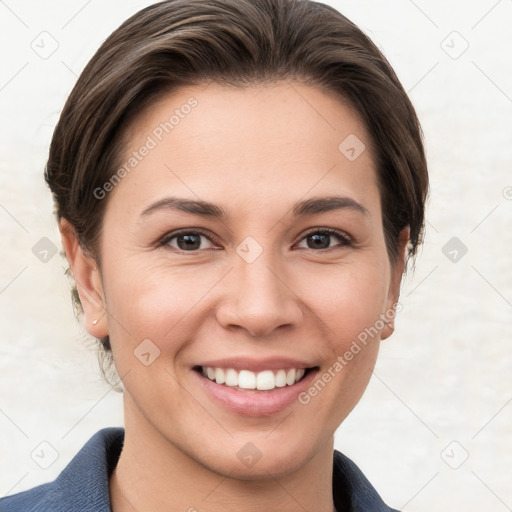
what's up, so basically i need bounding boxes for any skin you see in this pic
[60,81,408,512]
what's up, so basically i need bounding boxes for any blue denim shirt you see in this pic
[0,428,401,511]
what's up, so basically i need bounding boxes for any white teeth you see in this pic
[238,370,256,389]
[286,369,296,386]
[225,368,238,386]
[201,366,308,390]
[214,367,225,384]
[275,369,287,388]
[256,370,275,390]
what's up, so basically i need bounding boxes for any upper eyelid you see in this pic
[161,228,219,245]
[301,227,351,241]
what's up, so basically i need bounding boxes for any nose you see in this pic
[215,253,304,338]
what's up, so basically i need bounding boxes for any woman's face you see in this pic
[81,82,406,477]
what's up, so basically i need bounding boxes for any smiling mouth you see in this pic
[193,365,316,392]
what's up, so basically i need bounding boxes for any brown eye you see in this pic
[297,229,352,250]
[163,230,217,252]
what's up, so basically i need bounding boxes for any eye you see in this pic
[296,228,352,251]
[159,227,352,253]
[161,229,218,252]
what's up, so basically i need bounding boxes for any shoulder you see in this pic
[0,427,124,512]
[332,449,402,512]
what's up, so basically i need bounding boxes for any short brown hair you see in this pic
[45,0,428,374]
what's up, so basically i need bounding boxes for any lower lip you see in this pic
[193,368,319,416]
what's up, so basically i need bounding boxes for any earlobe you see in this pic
[59,219,108,338]
[381,227,410,340]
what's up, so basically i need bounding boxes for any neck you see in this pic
[109,396,337,512]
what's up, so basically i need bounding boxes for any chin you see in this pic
[187,429,322,481]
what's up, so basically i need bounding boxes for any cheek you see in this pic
[101,261,214,401]
[301,261,391,343]
[102,258,222,347]
[291,264,388,431]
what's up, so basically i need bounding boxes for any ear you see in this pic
[380,227,409,340]
[59,218,108,338]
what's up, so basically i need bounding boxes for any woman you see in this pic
[1,0,428,510]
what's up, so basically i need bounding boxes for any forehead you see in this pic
[107,81,380,220]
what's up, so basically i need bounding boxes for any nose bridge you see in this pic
[238,249,283,303]
[216,236,303,337]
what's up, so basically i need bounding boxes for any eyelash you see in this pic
[158,227,353,253]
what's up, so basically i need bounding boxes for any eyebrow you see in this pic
[140,195,369,219]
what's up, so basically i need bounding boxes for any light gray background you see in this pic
[1,1,511,510]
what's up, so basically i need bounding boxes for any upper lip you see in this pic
[195,357,316,373]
